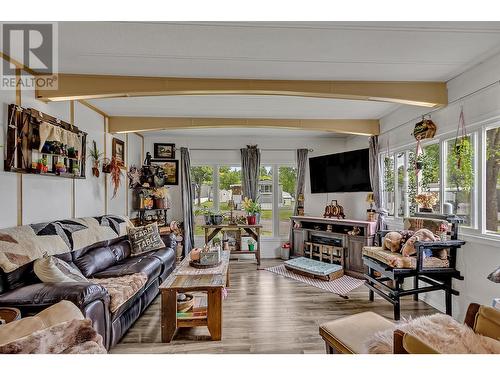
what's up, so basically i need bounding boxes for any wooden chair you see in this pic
[362,214,465,320]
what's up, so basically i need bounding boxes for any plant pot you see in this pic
[211,214,223,225]
[248,243,255,251]
[92,167,100,178]
[204,214,212,225]
[154,198,165,209]
[246,215,257,225]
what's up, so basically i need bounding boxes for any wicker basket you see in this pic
[177,293,194,313]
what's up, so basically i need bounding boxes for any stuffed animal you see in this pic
[401,228,440,257]
[383,231,403,253]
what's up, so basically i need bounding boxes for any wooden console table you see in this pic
[201,224,261,267]
[290,216,376,278]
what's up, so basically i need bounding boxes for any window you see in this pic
[218,166,242,218]
[486,126,500,233]
[191,166,214,235]
[397,152,407,217]
[445,135,475,227]
[382,154,395,216]
[259,166,273,237]
[421,144,441,212]
[278,166,297,236]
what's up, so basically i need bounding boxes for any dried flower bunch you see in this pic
[415,192,438,208]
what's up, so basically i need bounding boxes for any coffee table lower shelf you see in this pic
[161,288,223,342]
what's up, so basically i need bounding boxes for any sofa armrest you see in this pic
[0,282,109,311]
[161,233,177,250]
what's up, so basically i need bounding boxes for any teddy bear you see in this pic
[383,231,402,253]
[383,230,415,253]
[401,229,447,259]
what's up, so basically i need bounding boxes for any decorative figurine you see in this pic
[144,152,152,166]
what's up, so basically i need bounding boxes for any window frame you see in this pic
[380,113,500,240]
[191,162,295,240]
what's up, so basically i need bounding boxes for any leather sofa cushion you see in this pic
[73,246,117,277]
[147,248,176,272]
[320,311,394,353]
[92,254,161,287]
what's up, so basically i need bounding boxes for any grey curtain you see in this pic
[369,136,386,244]
[180,147,195,256]
[240,145,261,201]
[289,149,309,245]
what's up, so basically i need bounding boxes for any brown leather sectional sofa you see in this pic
[0,234,177,349]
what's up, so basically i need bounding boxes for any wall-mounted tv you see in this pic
[309,148,372,193]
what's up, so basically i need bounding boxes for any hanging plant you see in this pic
[454,106,467,169]
[87,140,103,177]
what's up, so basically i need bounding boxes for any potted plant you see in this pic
[210,210,224,225]
[242,197,261,225]
[203,208,212,225]
[415,192,438,212]
[247,238,256,252]
[88,140,103,177]
[152,187,168,209]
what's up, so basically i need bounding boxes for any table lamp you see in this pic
[366,193,376,222]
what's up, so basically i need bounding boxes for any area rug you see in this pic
[265,264,365,298]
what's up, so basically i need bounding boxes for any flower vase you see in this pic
[246,215,256,225]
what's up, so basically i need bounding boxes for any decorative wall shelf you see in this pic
[4,104,87,179]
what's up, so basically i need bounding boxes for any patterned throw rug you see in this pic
[265,264,365,298]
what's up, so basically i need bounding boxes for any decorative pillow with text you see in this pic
[127,223,165,256]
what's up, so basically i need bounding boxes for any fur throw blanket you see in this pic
[0,319,107,354]
[0,215,132,273]
[365,313,500,354]
[91,273,148,313]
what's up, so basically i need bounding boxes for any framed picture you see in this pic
[112,138,125,165]
[154,143,175,159]
[151,160,179,185]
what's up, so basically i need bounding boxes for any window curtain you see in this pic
[180,147,195,256]
[240,145,261,201]
[369,136,386,244]
[289,148,309,245]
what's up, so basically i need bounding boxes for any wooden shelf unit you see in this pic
[291,216,376,279]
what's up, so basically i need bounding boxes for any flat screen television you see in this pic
[309,148,372,193]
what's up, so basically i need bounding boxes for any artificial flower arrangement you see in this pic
[152,187,169,209]
[415,192,438,210]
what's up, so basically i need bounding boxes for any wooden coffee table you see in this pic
[160,251,230,342]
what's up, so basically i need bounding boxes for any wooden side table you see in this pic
[0,307,21,324]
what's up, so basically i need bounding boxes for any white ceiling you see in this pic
[59,21,500,80]
[88,95,397,118]
[63,21,500,137]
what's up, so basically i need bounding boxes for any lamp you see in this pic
[487,266,500,283]
[366,193,376,222]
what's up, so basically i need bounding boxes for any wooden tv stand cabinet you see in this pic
[290,216,376,279]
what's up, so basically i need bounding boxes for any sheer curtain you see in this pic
[180,147,195,256]
[289,148,309,245]
[240,145,261,201]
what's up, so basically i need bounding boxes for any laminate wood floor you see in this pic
[111,259,438,354]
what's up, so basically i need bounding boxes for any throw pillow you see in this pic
[127,223,165,256]
[34,253,88,283]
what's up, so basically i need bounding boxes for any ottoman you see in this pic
[284,257,343,281]
[319,311,395,353]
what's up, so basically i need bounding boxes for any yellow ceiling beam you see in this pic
[108,116,380,136]
[36,74,447,107]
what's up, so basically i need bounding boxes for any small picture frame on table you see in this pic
[154,143,175,159]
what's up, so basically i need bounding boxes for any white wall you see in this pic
[376,51,500,321]
[142,132,370,257]
[0,71,142,227]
